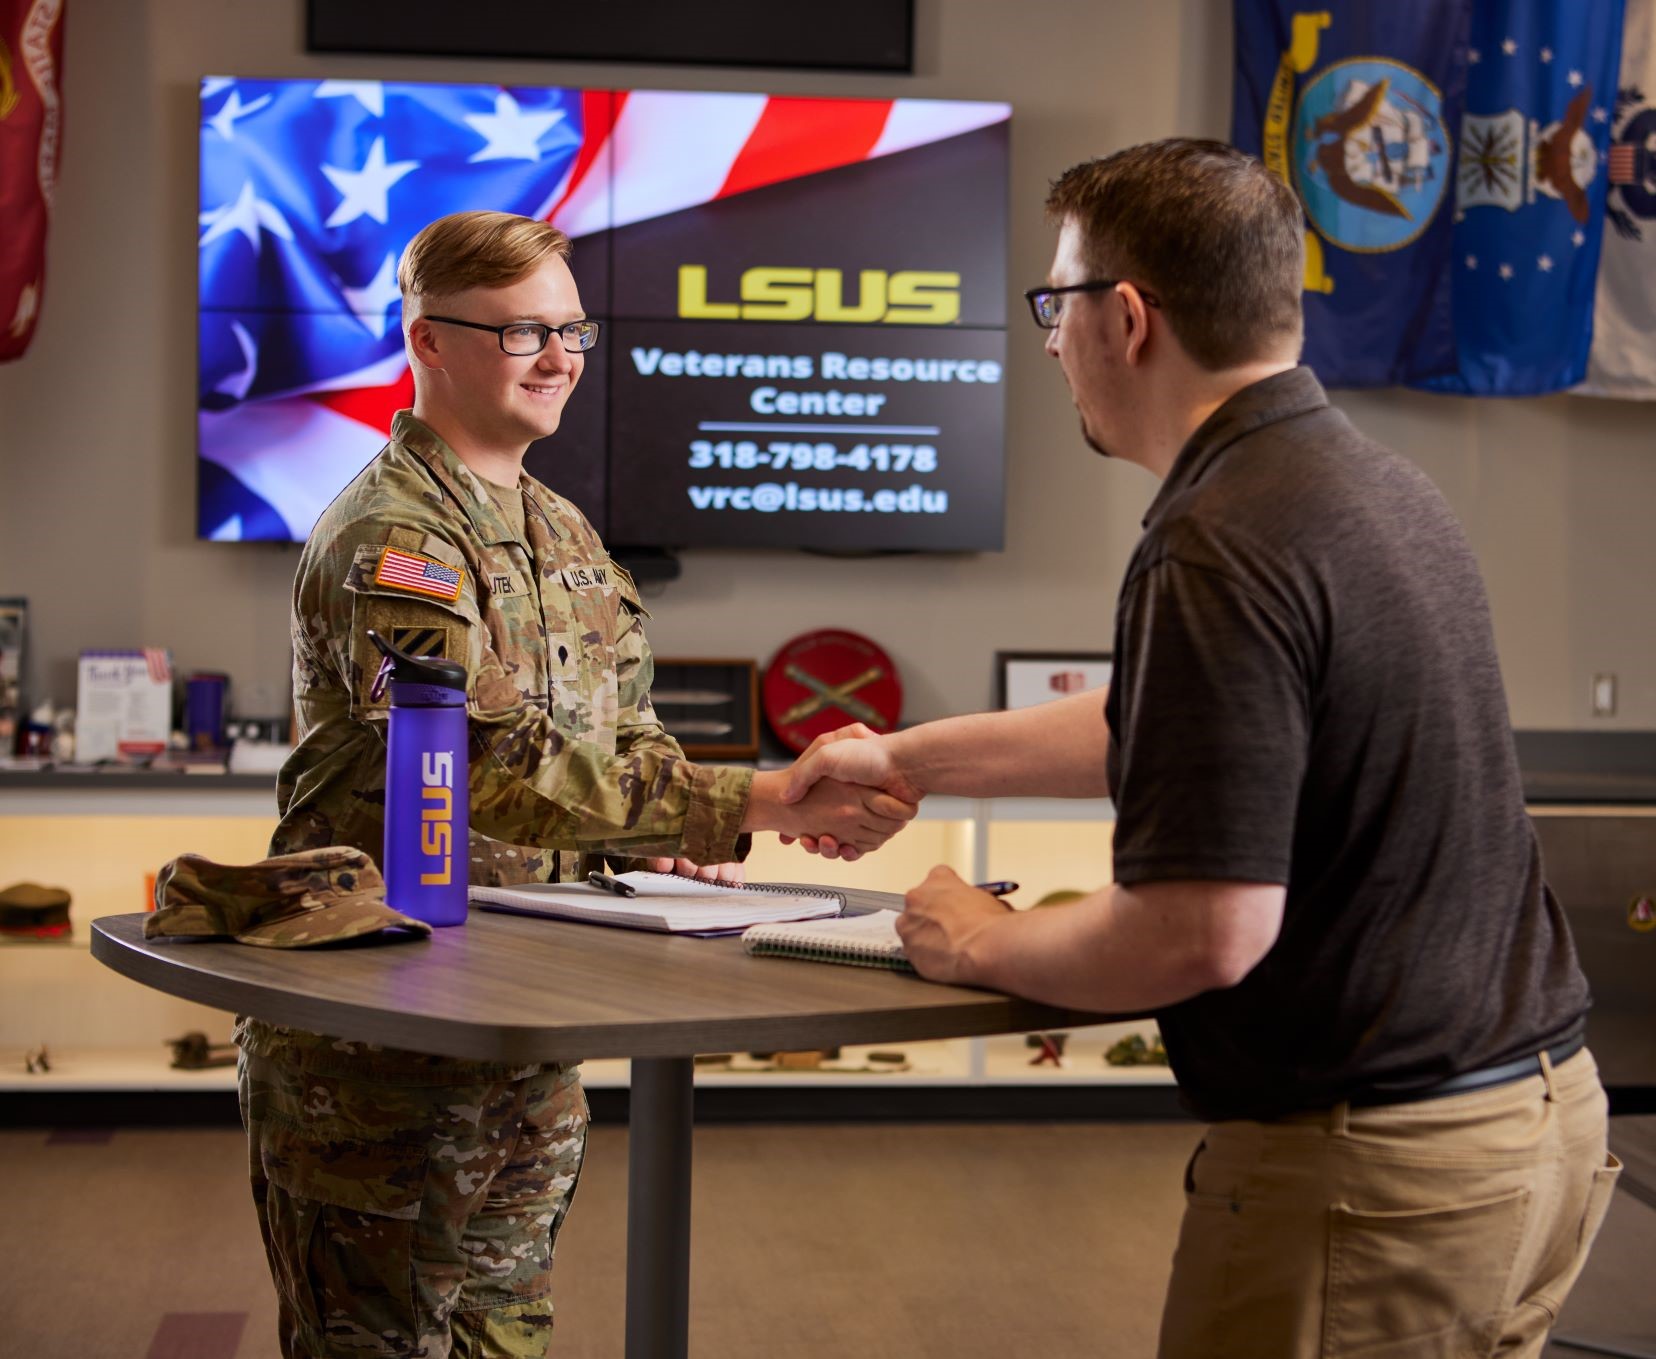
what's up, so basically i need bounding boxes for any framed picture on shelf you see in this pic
[0,597,27,757]
[651,658,760,760]
[995,651,1113,711]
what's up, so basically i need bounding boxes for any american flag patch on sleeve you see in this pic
[374,547,465,602]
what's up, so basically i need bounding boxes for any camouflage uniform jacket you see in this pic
[240,411,752,1068]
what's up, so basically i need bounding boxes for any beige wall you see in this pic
[1,0,1651,730]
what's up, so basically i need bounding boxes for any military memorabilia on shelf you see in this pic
[1104,1031,1169,1067]
[0,597,25,758]
[718,1048,909,1075]
[76,648,174,763]
[0,882,72,940]
[761,628,903,754]
[650,659,759,759]
[1629,894,1656,933]
[165,1031,239,1070]
[1025,1032,1069,1066]
[995,651,1113,710]
[23,1044,50,1074]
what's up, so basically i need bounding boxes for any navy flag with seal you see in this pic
[1418,0,1626,396]
[1232,1,1473,387]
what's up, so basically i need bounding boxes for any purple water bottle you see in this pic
[368,630,469,927]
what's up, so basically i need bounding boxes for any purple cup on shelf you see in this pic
[185,672,229,750]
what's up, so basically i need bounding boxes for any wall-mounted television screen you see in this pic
[198,78,1010,552]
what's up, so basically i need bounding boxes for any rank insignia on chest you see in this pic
[374,547,465,602]
[561,563,610,590]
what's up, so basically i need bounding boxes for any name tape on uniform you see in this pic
[375,547,465,603]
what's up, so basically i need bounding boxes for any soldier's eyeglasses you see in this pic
[426,315,602,355]
[1024,280,1161,329]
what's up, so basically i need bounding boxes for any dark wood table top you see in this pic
[90,888,1106,1063]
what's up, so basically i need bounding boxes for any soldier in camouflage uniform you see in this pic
[238,210,915,1359]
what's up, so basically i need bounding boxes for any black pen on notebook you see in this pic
[587,871,637,898]
[975,880,1018,897]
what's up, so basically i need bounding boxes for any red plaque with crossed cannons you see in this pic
[761,629,904,754]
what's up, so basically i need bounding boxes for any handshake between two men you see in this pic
[649,706,1080,990]
[646,721,920,881]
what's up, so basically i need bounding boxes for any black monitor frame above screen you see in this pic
[307,0,915,74]
[196,78,1009,553]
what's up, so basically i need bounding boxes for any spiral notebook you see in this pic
[741,909,915,972]
[470,871,843,934]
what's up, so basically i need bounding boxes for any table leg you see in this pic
[626,1055,694,1359]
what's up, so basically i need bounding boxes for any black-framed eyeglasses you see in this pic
[425,314,602,355]
[1023,280,1161,330]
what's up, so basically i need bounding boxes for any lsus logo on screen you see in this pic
[677,266,961,324]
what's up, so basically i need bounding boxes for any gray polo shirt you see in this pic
[1104,366,1589,1122]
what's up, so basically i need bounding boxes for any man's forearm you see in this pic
[962,881,1272,1013]
[889,689,1113,798]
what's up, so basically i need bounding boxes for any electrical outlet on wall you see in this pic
[1591,673,1617,718]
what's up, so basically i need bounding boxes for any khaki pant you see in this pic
[240,1047,588,1359]
[1158,1048,1621,1358]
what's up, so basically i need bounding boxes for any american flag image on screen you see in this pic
[197,78,1009,544]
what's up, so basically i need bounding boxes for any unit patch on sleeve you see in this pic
[374,546,465,602]
[389,627,450,660]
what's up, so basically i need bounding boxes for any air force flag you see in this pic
[1232,2,1471,387]
[1580,0,1656,398]
[1420,0,1625,395]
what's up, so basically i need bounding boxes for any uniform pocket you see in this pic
[1324,1185,1530,1357]
[260,1120,429,1352]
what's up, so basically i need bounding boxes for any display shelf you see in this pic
[0,778,1149,1099]
[0,1045,238,1093]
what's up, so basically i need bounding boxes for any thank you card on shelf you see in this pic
[77,649,173,763]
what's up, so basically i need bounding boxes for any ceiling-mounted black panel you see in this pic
[307,0,915,74]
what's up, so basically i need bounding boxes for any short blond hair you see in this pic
[398,211,572,316]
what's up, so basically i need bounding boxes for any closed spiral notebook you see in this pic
[741,909,914,972]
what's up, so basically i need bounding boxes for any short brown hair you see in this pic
[1045,139,1304,370]
[398,211,572,314]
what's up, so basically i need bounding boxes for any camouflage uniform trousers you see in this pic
[239,1044,588,1358]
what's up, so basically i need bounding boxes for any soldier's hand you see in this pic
[645,857,745,884]
[779,776,917,861]
[777,726,924,858]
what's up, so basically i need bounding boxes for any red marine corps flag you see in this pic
[0,0,64,362]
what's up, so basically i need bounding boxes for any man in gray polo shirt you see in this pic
[783,139,1617,1357]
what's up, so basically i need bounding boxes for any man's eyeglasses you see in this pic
[1023,280,1161,330]
[425,315,602,355]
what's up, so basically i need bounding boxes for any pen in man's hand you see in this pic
[588,871,637,898]
[975,881,1019,897]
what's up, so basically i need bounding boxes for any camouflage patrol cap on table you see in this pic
[144,847,431,948]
